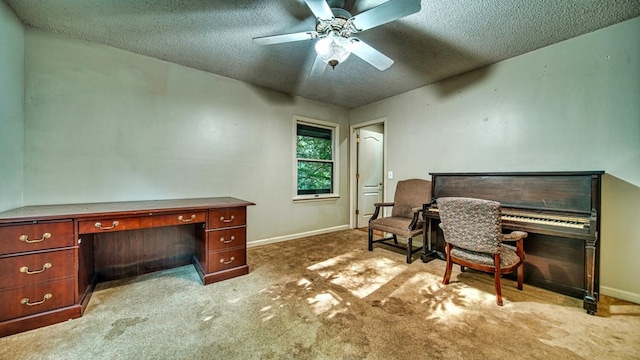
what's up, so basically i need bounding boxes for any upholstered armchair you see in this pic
[437,197,528,306]
[368,179,432,263]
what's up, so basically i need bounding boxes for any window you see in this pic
[294,116,339,200]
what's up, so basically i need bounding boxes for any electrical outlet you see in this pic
[388,171,393,179]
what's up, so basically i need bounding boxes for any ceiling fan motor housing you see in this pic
[326,0,345,9]
[316,8,353,35]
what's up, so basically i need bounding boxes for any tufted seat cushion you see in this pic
[450,245,521,268]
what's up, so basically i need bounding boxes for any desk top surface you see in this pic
[0,197,255,223]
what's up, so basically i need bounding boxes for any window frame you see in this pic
[293,116,339,201]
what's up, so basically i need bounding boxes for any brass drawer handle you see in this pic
[95,221,119,230]
[21,293,53,306]
[220,235,235,244]
[18,232,52,243]
[178,214,196,222]
[219,215,235,223]
[20,263,52,275]
[219,256,235,265]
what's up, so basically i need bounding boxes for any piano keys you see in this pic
[422,171,603,314]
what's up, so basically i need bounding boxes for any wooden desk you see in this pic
[0,197,255,337]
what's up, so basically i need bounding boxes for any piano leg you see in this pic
[584,294,597,315]
[583,236,599,315]
[421,219,443,262]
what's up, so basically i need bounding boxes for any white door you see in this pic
[357,128,384,228]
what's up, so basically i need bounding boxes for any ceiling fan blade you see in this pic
[351,0,421,32]
[253,31,319,45]
[350,38,394,71]
[304,0,334,20]
[309,55,328,77]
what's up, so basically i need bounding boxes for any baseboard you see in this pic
[248,225,351,248]
[601,286,640,304]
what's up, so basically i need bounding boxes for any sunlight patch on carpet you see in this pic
[374,271,495,320]
[425,285,496,321]
[308,253,405,298]
[385,271,443,300]
[307,291,344,316]
[609,304,640,315]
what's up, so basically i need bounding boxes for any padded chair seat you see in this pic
[369,217,424,237]
[450,245,521,268]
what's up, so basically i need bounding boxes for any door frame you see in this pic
[349,118,387,229]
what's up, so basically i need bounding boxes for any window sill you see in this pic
[293,195,340,203]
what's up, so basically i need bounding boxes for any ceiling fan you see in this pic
[252,0,421,76]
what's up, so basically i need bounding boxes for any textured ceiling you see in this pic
[5,0,640,109]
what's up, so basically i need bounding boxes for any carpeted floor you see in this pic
[1,229,639,359]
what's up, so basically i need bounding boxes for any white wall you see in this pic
[23,28,351,243]
[350,18,640,303]
[0,2,24,212]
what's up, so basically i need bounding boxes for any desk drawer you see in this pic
[0,277,75,322]
[78,211,206,234]
[0,250,75,290]
[0,221,74,256]
[207,228,246,251]
[207,248,246,273]
[208,208,246,229]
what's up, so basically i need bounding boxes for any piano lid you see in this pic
[430,171,604,215]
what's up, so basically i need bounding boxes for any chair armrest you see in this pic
[411,206,424,213]
[502,231,527,259]
[373,202,394,207]
[502,231,528,241]
[408,207,425,230]
[369,202,395,222]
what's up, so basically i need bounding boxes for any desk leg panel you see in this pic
[78,233,95,303]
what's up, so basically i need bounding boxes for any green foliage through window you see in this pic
[296,123,334,195]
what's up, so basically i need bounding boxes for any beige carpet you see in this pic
[1,230,639,359]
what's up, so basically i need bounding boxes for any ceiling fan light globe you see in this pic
[315,34,352,68]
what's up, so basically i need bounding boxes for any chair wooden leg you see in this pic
[517,263,524,290]
[442,243,453,285]
[406,237,412,263]
[494,254,503,306]
[368,228,373,251]
[494,272,503,306]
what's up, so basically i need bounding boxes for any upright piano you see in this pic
[421,171,603,314]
